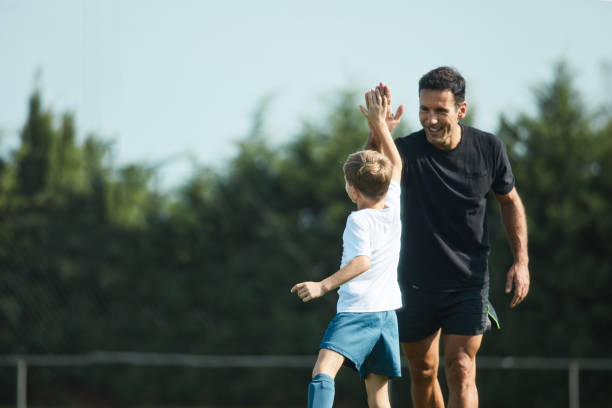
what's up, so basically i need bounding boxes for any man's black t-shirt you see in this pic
[395,125,515,291]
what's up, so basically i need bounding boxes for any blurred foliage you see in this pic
[1,63,611,407]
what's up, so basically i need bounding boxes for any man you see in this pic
[365,67,529,408]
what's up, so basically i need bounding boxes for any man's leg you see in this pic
[364,373,391,408]
[401,329,445,408]
[308,348,345,408]
[442,334,482,408]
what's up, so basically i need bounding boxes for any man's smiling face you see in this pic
[419,89,467,150]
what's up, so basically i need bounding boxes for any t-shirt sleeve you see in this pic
[342,214,371,262]
[385,179,401,212]
[492,139,515,195]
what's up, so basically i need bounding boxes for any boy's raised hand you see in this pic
[291,281,326,302]
[360,83,404,132]
[360,88,387,127]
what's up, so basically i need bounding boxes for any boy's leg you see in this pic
[308,348,345,408]
[364,373,391,408]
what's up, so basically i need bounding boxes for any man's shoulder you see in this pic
[464,125,504,147]
[395,130,426,158]
[395,129,425,146]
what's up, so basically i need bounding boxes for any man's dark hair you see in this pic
[418,66,466,104]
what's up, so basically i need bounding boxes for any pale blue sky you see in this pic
[1,0,611,188]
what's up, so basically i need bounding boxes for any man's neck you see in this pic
[448,123,463,150]
[430,123,463,151]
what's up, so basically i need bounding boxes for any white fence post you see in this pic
[569,360,579,408]
[16,358,27,408]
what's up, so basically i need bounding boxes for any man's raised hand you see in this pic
[377,82,404,132]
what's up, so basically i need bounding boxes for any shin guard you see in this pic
[307,373,335,408]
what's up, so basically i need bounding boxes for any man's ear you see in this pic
[457,101,468,120]
[351,185,361,198]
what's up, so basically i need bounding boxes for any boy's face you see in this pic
[345,179,358,203]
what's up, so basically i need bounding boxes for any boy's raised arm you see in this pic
[360,87,402,182]
[363,82,404,153]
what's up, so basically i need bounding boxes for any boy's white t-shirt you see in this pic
[336,179,403,313]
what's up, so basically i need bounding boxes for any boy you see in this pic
[290,86,403,408]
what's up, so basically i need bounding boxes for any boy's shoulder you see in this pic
[346,209,370,228]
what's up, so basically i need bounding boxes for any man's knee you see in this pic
[408,358,439,383]
[445,354,476,385]
[443,334,482,388]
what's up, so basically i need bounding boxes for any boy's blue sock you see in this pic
[308,373,335,408]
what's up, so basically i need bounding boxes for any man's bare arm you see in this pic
[495,187,530,308]
[365,129,379,151]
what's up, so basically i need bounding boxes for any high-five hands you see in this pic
[360,82,404,132]
[360,87,388,127]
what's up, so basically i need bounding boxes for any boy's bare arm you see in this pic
[290,255,370,302]
[360,88,402,182]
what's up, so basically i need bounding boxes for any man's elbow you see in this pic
[495,187,521,207]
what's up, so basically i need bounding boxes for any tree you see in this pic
[482,62,612,407]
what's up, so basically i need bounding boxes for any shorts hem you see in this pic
[360,369,402,379]
[399,326,440,343]
[442,328,487,336]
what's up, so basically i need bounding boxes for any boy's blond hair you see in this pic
[343,150,393,200]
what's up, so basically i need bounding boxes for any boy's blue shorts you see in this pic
[318,311,402,378]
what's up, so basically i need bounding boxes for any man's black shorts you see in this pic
[396,284,499,343]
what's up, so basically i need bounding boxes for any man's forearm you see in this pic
[500,193,529,264]
[365,130,380,151]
